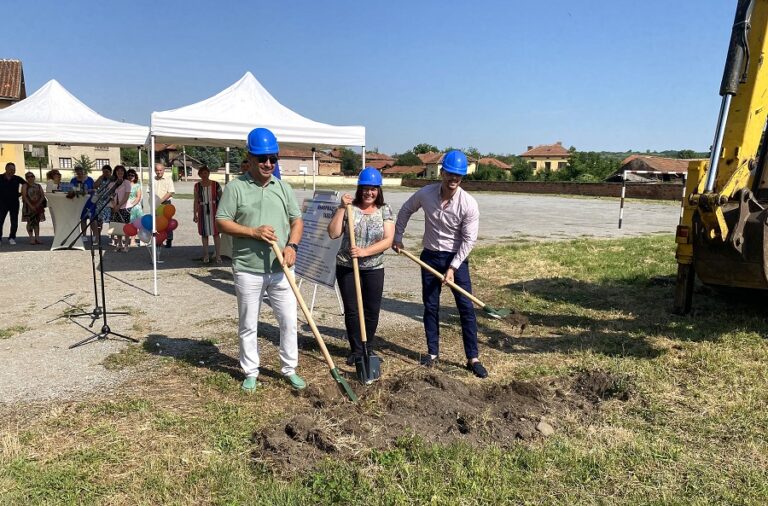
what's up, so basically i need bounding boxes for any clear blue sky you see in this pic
[4,0,735,155]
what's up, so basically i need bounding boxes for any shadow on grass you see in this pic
[143,331,283,382]
[501,276,768,354]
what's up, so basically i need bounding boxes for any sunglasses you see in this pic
[253,154,279,164]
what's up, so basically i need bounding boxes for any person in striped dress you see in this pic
[193,165,223,263]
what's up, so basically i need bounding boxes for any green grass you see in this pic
[2,235,768,504]
[0,325,29,339]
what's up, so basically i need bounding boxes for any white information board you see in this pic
[295,190,342,288]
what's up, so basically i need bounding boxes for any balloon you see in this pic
[155,204,166,217]
[123,224,138,237]
[163,204,176,219]
[156,231,168,244]
[131,217,143,229]
[141,214,153,231]
[155,216,169,232]
[167,218,179,232]
[138,228,151,243]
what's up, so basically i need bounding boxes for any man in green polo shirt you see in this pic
[216,128,306,392]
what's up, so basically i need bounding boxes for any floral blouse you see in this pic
[336,204,393,270]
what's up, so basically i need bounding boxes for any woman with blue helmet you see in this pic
[328,167,394,368]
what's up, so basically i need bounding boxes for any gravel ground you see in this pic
[0,184,679,404]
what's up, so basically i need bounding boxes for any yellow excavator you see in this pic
[674,0,768,313]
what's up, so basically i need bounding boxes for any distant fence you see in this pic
[400,179,685,201]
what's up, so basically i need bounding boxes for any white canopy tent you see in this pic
[148,72,366,295]
[0,79,148,146]
[0,79,150,250]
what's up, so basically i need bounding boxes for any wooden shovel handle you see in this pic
[346,205,369,344]
[398,248,487,308]
[270,242,337,370]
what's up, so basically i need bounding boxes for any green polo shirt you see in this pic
[216,173,302,274]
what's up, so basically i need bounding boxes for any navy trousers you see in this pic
[0,201,20,240]
[419,249,478,359]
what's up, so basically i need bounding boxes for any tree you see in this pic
[120,147,141,167]
[75,154,95,173]
[395,150,422,166]
[466,164,509,181]
[186,147,223,171]
[412,143,438,154]
[464,146,481,160]
[335,147,362,175]
[676,149,697,159]
[510,158,534,181]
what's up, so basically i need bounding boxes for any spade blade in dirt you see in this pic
[355,352,381,385]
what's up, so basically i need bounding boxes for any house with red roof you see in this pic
[520,141,570,174]
[0,59,27,171]
[607,154,703,182]
[417,151,478,178]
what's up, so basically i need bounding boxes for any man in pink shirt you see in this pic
[393,150,487,378]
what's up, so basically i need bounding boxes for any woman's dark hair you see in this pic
[46,169,61,180]
[125,169,138,180]
[110,165,126,181]
[353,185,385,207]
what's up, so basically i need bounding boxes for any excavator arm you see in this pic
[674,0,768,313]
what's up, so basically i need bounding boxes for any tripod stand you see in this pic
[59,179,137,348]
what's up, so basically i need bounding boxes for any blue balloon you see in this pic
[141,214,153,231]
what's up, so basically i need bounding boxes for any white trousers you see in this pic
[233,269,299,378]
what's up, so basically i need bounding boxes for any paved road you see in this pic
[171,181,679,246]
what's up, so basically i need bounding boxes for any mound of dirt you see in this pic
[253,368,629,473]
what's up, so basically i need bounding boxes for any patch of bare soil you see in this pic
[253,368,630,474]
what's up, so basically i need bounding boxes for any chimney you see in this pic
[527,145,533,151]
[556,141,562,145]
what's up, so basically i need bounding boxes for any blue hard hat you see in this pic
[358,166,382,186]
[247,128,279,155]
[442,150,468,176]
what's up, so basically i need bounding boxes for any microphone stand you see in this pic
[62,179,137,348]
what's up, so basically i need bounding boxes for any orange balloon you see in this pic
[156,216,169,232]
[163,204,176,219]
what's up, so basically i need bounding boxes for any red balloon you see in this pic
[167,218,179,232]
[123,223,138,237]
[155,231,167,244]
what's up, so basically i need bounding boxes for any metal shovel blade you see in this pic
[483,305,510,319]
[355,354,381,385]
[330,367,358,402]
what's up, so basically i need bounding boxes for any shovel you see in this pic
[270,242,357,402]
[346,205,382,385]
[398,248,527,329]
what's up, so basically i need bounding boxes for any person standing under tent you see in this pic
[327,167,394,367]
[0,162,25,245]
[216,127,306,393]
[193,165,223,263]
[68,165,96,243]
[21,172,46,245]
[125,169,142,248]
[154,163,175,248]
[109,165,132,252]
[392,150,488,379]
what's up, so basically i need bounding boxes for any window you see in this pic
[59,157,72,168]
[544,161,552,170]
[95,159,111,170]
[558,162,567,170]
[94,146,110,151]
[528,161,536,169]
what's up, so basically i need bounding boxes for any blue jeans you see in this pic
[420,249,478,360]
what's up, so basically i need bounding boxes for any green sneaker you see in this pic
[241,377,261,393]
[286,373,306,391]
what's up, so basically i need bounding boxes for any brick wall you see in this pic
[401,179,685,201]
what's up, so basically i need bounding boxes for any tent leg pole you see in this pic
[150,136,158,297]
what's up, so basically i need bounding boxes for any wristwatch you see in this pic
[286,242,299,251]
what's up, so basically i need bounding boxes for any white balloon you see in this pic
[138,228,152,243]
